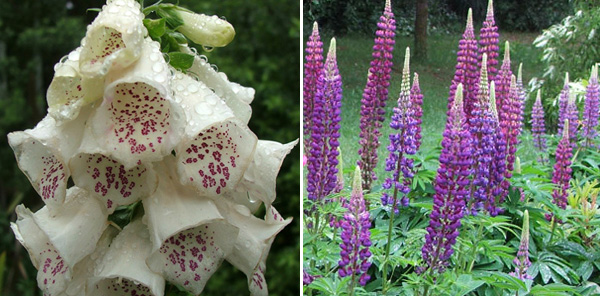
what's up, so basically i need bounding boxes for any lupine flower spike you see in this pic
[516,64,526,134]
[478,0,500,81]
[551,120,573,210]
[304,22,324,156]
[495,41,513,140]
[421,84,472,274]
[358,0,396,191]
[557,73,570,136]
[510,210,532,280]
[531,90,548,161]
[339,166,372,288]
[581,65,599,147]
[382,48,419,212]
[564,93,579,147]
[411,73,424,148]
[307,38,342,221]
[448,8,479,119]
[487,82,508,216]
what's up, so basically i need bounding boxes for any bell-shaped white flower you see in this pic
[175,118,257,196]
[184,45,255,124]
[238,140,298,208]
[144,157,238,294]
[47,47,104,121]
[84,38,185,169]
[87,220,165,296]
[176,9,235,48]
[10,187,108,296]
[69,152,158,213]
[79,0,146,77]
[7,112,89,211]
[217,199,291,296]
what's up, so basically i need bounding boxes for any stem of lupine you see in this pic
[382,185,398,293]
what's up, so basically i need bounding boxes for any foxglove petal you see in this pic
[88,220,164,296]
[176,119,257,196]
[144,157,238,294]
[238,140,297,207]
[11,187,108,295]
[86,39,184,169]
[47,48,104,121]
[70,153,157,213]
[79,0,146,77]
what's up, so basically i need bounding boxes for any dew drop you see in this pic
[202,46,214,53]
[154,74,166,83]
[152,63,164,73]
[108,5,119,13]
[187,84,199,93]
[176,84,185,92]
[59,55,69,64]
[68,50,80,61]
[190,47,198,55]
[195,103,211,115]
[210,64,219,72]
[149,53,160,62]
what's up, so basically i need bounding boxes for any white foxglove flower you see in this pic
[7,113,89,211]
[47,47,104,121]
[79,0,146,77]
[175,8,235,48]
[10,187,108,295]
[88,220,165,296]
[144,157,237,294]
[83,38,185,169]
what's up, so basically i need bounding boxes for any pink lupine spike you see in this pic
[478,0,499,80]
[79,0,146,77]
[495,41,512,140]
[87,39,185,169]
[304,22,324,156]
[176,119,257,196]
[557,72,570,136]
[69,152,157,213]
[88,220,165,296]
[581,65,599,146]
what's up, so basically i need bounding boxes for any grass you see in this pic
[319,31,545,186]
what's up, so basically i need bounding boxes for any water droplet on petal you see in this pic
[195,103,211,115]
[152,63,163,73]
[187,84,199,93]
[149,53,160,62]
[176,84,185,92]
[68,50,80,61]
[202,46,214,52]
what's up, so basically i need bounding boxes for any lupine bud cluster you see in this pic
[338,166,372,286]
[382,48,422,212]
[564,94,580,147]
[478,0,500,80]
[307,38,342,203]
[531,90,548,154]
[421,85,472,274]
[303,22,324,155]
[358,0,396,191]
[411,73,424,148]
[448,9,479,120]
[551,120,573,210]
[557,73,571,136]
[510,210,532,280]
[8,1,295,295]
[581,65,599,146]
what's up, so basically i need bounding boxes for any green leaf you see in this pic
[451,274,485,296]
[155,4,184,29]
[143,18,166,39]
[167,52,194,71]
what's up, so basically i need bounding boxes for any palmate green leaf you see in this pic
[450,274,485,296]
[475,271,527,291]
[530,283,578,296]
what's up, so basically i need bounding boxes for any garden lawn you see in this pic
[324,31,545,187]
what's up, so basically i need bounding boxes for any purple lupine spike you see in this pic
[495,42,512,139]
[307,38,342,203]
[382,48,419,212]
[486,82,507,216]
[516,64,526,134]
[421,84,472,274]
[357,0,396,191]
[552,120,573,210]
[531,90,548,155]
[581,65,599,147]
[411,73,424,149]
[564,93,579,147]
[557,73,570,136]
[478,0,500,81]
[339,166,372,286]
[448,9,479,121]
[510,210,532,280]
[303,22,324,156]
[467,54,495,214]
[503,75,520,174]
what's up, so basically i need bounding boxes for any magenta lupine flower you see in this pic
[411,73,424,149]
[516,64,526,134]
[510,210,532,280]
[303,270,319,285]
[307,38,342,203]
[505,75,523,174]
[478,0,500,81]
[339,166,372,286]
[581,65,599,147]
[495,41,513,141]
[486,83,508,216]
[358,0,396,191]
[564,93,579,147]
[303,22,324,156]
[448,9,479,120]
[382,49,420,212]
[531,90,548,153]
[557,73,570,136]
[551,120,573,210]
[421,84,472,274]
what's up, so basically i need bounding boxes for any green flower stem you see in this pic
[467,222,484,272]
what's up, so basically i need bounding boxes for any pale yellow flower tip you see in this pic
[177,9,236,48]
